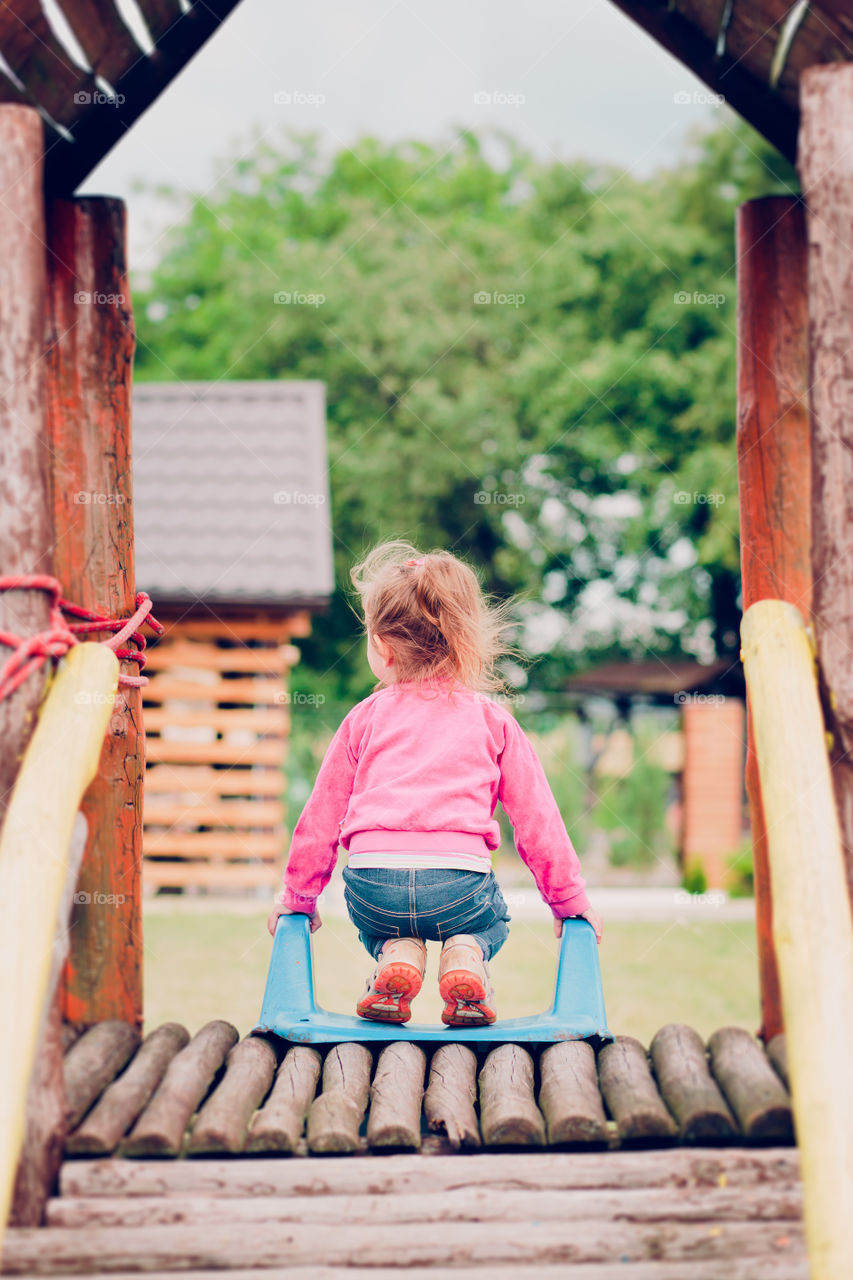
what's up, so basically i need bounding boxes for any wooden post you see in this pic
[0,106,52,820]
[736,196,812,1041]
[798,67,853,906]
[741,599,853,1278]
[0,645,118,1248]
[43,197,143,1029]
[11,814,87,1226]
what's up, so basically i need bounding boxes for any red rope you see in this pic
[0,575,164,704]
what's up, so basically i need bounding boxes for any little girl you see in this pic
[267,541,602,1027]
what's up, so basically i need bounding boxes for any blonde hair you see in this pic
[350,540,516,693]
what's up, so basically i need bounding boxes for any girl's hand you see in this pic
[553,907,603,944]
[267,902,323,937]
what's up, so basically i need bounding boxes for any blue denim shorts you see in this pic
[341,866,511,961]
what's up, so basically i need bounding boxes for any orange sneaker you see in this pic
[356,937,427,1023]
[438,934,497,1026]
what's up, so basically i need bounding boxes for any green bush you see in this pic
[594,733,674,868]
[727,842,754,898]
[682,861,708,895]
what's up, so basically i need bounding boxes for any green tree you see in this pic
[133,117,796,698]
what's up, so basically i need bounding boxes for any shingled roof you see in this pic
[132,380,334,611]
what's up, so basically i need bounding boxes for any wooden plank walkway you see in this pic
[2,1150,807,1276]
[55,1020,794,1158]
[0,1021,804,1276]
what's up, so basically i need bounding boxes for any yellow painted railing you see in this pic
[0,644,117,1252]
[741,600,853,1280]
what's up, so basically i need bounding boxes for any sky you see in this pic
[76,0,723,276]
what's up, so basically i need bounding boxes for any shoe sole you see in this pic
[439,967,497,1027]
[356,961,423,1024]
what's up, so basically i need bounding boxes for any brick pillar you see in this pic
[682,698,746,888]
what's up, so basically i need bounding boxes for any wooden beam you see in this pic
[0,105,52,822]
[0,2,95,128]
[736,196,811,1042]
[604,1,799,161]
[43,0,245,194]
[53,0,145,85]
[60,1146,803,1198]
[798,65,853,906]
[44,195,143,1031]
[741,599,853,1276]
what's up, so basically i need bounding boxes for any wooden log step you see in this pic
[538,1041,609,1147]
[120,1022,238,1157]
[66,1024,190,1156]
[44,1182,804,1229]
[0,1219,807,1273]
[142,765,285,797]
[598,1036,678,1145]
[60,1023,82,1055]
[60,1148,802,1200]
[63,1022,141,1130]
[424,1044,480,1149]
[246,1045,322,1153]
[479,1044,545,1147]
[186,1036,278,1155]
[306,1044,373,1155]
[366,1042,426,1150]
[707,1027,794,1143]
[650,1024,737,1144]
[766,1032,789,1088]
[0,1265,811,1280]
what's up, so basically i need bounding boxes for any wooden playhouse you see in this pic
[132,379,333,894]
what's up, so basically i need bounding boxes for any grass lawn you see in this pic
[142,907,760,1046]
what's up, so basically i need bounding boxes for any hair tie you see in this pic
[404,557,425,567]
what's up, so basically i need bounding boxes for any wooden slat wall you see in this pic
[142,618,301,893]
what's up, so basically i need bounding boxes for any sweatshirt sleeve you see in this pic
[497,714,591,918]
[279,713,359,914]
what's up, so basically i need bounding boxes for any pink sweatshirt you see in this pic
[281,679,591,920]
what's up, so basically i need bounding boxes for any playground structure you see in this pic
[3,1,853,1278]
